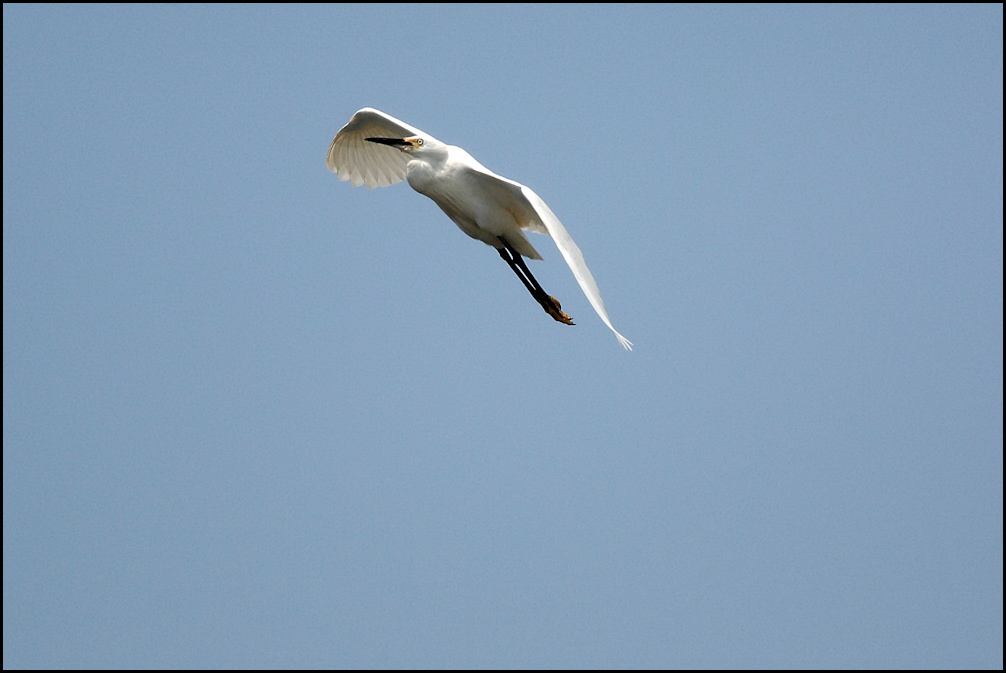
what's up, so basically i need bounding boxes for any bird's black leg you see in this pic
[497,241,574,325]
[497,245,536,296]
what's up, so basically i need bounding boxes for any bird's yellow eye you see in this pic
[415,138,425,146]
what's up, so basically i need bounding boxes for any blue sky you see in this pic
[4,4,1002,668]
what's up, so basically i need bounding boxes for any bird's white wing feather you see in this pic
[520,186,633,350]
[458,167,632,350]
[326,108,428,189]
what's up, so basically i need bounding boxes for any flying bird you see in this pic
[326,108,632,350]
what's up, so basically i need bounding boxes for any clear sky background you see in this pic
[4,4,1002,669]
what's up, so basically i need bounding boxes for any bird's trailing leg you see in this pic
[497,241,574,325]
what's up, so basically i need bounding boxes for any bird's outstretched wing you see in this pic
[326,108,428,189]
[460,167,632,350]
[521,186,633,350]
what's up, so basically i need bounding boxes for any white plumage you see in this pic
[327,108,631,350]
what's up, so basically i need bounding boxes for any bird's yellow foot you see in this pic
[543,295,574,325]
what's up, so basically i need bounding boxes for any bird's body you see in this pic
[406,145,546,261]
[326,107,632,350]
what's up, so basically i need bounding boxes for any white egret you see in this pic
[326,108,632,350]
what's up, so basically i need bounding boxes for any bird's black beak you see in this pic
[365,137,410,149]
